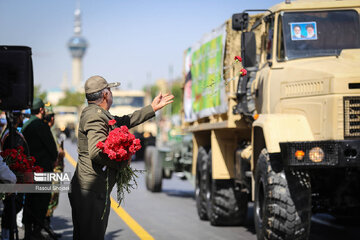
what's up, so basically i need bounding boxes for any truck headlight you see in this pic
[309,147,324,162]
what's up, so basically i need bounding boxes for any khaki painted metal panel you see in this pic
[277,95,351,141]
[253,114,314,153]
[270,0,360,13]
[192,135,199,176]
[278,101,323,137]
[211,130,237,180]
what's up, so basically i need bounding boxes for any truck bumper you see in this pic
[280,140,360,168]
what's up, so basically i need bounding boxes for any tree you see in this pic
[57,91,85,107]
[143,85,160,100]
[34,85,47,101]
[150,85,160,100]
[144,79,183,116]
[170,81,182,115]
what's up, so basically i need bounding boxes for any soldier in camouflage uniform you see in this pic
[43,102,64,239]
[22,98,58,240]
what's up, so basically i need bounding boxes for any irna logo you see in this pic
[33,172,71,182]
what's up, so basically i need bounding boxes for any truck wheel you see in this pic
[145,146,162,192]
[254,149,311,240]
[195,147,209,220]
[206,150,248,226]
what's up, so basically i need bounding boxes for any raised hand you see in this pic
[151,92,174,112]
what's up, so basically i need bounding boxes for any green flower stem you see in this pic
[101,167,110,220]
[101,162,145,220]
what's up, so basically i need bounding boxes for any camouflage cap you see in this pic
[32,98,44,110]
[44,102,54,115]
[84,75,120,94]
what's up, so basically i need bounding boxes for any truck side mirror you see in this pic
[232,13,249,31]
[241,32,256,68]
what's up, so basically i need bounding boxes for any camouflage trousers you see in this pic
[46,166,63,217]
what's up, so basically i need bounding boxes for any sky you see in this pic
[0,0,281,91]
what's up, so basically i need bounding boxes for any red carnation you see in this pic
[1,147,41,183]
[234,56,242,62]
[33,166,44,173]
[120,125,128,132]
[10,151,17,159]
[133,139,140,145]
[96,124,141,163]
[240,68,247,76]
[108,119,116,126]
[96,141,104,150]
[108,150,117,160]
[18,146,24,153]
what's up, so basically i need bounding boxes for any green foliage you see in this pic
[150,85,160,99]
[57,91,85,107]
[144,80,183,116]
[143,85,160,99]
[170,82,182,115]
[34,85,47,101]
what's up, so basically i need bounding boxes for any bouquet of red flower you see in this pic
[96,120,143,214]
[0,146,44,183]
[96,123,141,162]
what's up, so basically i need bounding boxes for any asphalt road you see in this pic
[51,140,360,240]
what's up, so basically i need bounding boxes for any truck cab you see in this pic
[53,105,78,140]
[233,1,360,239]
[109,90,156,160]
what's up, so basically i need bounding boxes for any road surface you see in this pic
[49,140,360,240]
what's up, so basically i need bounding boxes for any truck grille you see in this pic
[344,97,360,138]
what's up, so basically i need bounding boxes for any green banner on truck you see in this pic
[184,24,227,122]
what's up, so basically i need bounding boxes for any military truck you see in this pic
[144,114,192,192]
[53,106,78,140]
[145,0,360,239]
[109,89,156,160]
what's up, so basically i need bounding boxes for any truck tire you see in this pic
[195,147,209,220]
[145,146,162,192]
[144,146,153,190]
[206,150,248,226]
[254,149,311,240]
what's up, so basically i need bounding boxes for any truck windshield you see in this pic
[282,10,360,60]
[112,96,144,108]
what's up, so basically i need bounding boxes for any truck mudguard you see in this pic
[252,114,314,154]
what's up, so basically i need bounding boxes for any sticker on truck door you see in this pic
[290,22,317,40]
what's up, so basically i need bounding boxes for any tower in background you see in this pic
[68,3,88,91]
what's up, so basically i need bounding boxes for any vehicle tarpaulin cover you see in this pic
[183,23,227,122]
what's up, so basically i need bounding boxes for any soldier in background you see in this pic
[0,111,29,154]
[43,103,64,238]
[22,98,58,240]
[0,111,28,240]
[0,112,6,133]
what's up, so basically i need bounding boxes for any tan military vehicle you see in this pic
[109,89,156,159]
[53,106,78,140]
[153,0,360,239]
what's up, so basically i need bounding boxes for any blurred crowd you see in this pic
[0,98,64,240]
